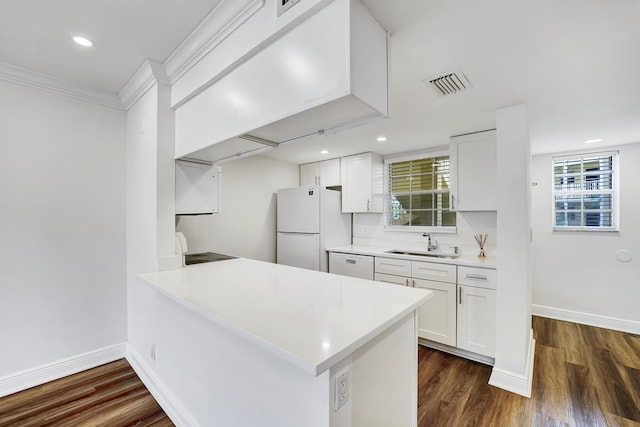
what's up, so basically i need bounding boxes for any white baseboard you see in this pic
[533,304,640,334]
[418,339,495,366]
[0,343,127,398]
[126,346,200,427]
[489,330,535,398]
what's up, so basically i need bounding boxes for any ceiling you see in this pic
[2,0,639,164]
[0,0,223,93]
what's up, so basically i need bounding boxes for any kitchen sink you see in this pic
[386,249,461,259]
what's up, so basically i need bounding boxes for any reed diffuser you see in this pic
[474,233,488,258]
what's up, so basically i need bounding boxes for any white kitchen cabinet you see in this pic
[375,272,411,286]
[457,284,496,357]
[374,257,456,346]
[175,160,221,215]
[414,278,457,347]
[449,130,497,211]
[300,158,341,187]
[341,152,383,213]
[375,257,412,277]
[456,265,496,357]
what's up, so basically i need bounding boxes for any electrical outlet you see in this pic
[334,368,350,411]
[150,343,156,361]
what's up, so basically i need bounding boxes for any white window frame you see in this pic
[384,150,457,232]
[552,150,619,232]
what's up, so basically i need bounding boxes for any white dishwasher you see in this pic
[329,252,374,280]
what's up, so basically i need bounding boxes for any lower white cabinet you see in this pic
[353,254,498,360]
[414,278,457,347]
[457,284,496,357]
[374,272,410,286]
[374,258,456,347]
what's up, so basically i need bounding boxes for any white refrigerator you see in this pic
[277,186,351,272]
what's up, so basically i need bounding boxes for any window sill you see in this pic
[384,226,457,234]
[552,227,619,232]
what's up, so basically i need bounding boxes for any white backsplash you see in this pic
[351,211,497,255]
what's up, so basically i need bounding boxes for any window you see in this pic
[552,151,619,231]
[386,154,455,228]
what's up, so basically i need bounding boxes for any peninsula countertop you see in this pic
[137,258,431,376]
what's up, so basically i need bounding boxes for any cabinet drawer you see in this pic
[457,266,497,289]
[374,273,410,286]
[375,257,412,277]
[412,261,456,283]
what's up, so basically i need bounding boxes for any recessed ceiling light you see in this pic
[584,138,603,144]
[72,35,94,47]
[376,136,387,142]
[320,150,329,154]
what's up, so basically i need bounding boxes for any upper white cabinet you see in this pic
[175,160,221,215]
[174,0,388,162]
[341,152,383,213]
[300,158,341,187]
[449,130,497,211]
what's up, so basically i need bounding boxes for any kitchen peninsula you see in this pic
[136,258,431,427]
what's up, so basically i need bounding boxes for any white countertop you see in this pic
[327,244,497,269]
[137,258,431,376]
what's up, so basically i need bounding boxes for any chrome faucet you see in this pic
[422,232,438,251]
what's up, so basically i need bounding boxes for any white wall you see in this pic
[0,80,127,377]
[531,142,640,332]
[176,155,299,262]
[126,61,177,369]
[352,211,496,255]
[489,104,533,397]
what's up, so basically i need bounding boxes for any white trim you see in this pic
[418,339,494,366]
[119,60,169,110]
[164,0,265,85]
[0,343,127,398]
[0,60,124,110]
[488,331,535,397]
[126,346,201,427]
[383,147,449,164]
[552,149,619,162]
[533,304,640,334]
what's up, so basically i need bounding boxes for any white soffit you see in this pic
[0,0,265,110]
[164,0,265,85]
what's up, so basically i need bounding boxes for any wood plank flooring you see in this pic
[0,359,173,426]
[1,317,638,426]
[418,316,640,427]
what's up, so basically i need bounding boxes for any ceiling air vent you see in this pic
[424,69,472,97]
[278,0,302,16]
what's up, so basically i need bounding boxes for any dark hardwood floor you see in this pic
[0,359,173,426]
[1,316,638,426]
[418,316,640,427]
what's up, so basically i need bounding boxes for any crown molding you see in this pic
[163,0,265,85]
[118,59,170,109]
[0,60,124,110]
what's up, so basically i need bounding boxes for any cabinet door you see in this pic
[374,272,410,286]
[457,285,496,357]
[413,279,456,346]
[175,161,221,215]
[341,153,372,212]
[450,130,497,211]
[318,158,341,187]
[300,163,319,186]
